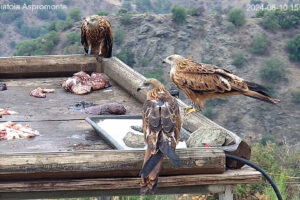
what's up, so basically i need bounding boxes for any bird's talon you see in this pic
[96,55,103,62]
[183,105,193,111]
[185,108,199,115]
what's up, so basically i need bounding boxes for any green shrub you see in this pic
[14,31,59,56]
[225,22,236,32]
[292,89,300,104]
[117,50,135,66]
[97,11,109,16]
[145,68,165,83]
[260,57,288,83]
[250,34,268,55]
[114,28,125,45]
[187,8,197,16]
[0,32,3,39]
[68,8,81,22]
[286,34,300,62]
[236,142,299,200]
[47,21,57,31]
[55,19,74,31]
[260,11,280,31]
[139,58,149,67]
[258,8,300,30]
[120,14,132,25]
[10,41,16,48]
[37,10,51,20]
[19,24,48,38]
[171,5,187,23]
[66,33,80,45]
[232,53,247,68]
[63,43,82,54]
[260,135,275,146]
[56,9,67,20]
[118,9,128,15]
[227,8,246,27]
[0,10,23,24]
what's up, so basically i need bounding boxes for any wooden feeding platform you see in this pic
[0,55,261,199]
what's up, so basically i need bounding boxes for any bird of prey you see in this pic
[81,15,113,60]
[163,55,278,114]
[137,78,182,194]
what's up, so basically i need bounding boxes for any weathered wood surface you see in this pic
[0,55,101,78]
[0,77,142,153]
[0,169,261,193]
[0,148,225,180]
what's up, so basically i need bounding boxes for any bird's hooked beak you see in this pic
[162,59,166,64]
[137,82,147,92]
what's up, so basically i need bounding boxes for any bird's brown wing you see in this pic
[174,59,247,93]
[81,22,88,53]
[140,97,181,194]
[103,21,113,58]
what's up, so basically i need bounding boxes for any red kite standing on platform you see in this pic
[137,78,182,194]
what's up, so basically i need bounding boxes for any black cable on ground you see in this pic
[225,154,283,200]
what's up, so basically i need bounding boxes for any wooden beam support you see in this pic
[0,148,225,180]
[0,55,99,78]
[0,169,261,193]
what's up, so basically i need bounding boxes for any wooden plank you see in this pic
[0,148,225,180]
[0,55,100,78]
[0,185,228,199]
[0,169,261,193]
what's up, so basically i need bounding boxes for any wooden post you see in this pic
[218,185,234,200]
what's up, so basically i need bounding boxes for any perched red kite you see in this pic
[163,55,278,114]
[81,15,113,59]
[137,78,182,194]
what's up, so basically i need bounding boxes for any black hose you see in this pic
[225,154,283,200]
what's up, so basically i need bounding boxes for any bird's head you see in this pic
[137,78,163,92]
[162,54,184,66]
[84,15,99,27]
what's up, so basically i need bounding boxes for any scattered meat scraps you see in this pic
[62,71,110,95]
[30,88,55,98]
[84,102,126,115]
[0,82,7,91]
[0,108,18,116]
[0,122,40,141]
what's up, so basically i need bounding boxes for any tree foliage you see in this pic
[286,34,300,62]
[250,34,268,55]
[292,89,300,104]
[232,53,247,68]
[14,31,59,56]
[117,50,135,66]
[171,5,187,23]
[114,28,125,45]
[227,8,246,27]
[260,57,288,83]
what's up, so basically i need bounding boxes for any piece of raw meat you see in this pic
[90,73,106,90]
[0,122,40,141]
[62,71,109,95]
[0,108,18,116]
[30,88,55,98]
[84,103,126,115]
